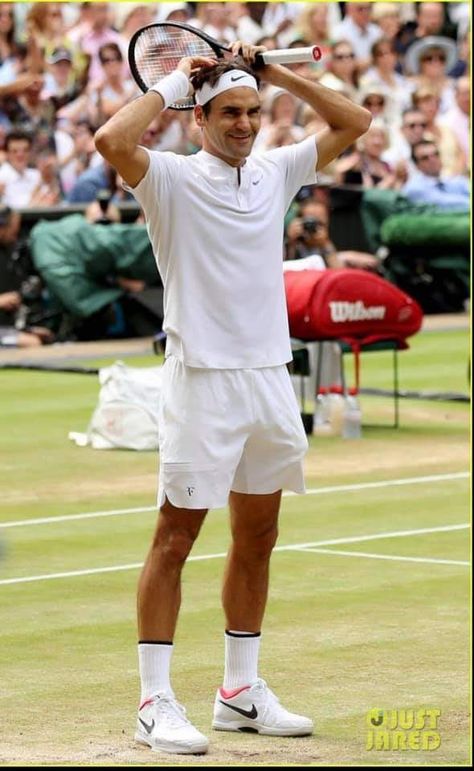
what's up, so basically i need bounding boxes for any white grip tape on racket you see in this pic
[149,70,190,109]
[260,46,321,64]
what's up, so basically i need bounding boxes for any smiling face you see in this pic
[195,87,262,167]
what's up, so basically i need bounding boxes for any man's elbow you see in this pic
[94,126,115,160]
[94,126,130,163]
[354,107,372,137]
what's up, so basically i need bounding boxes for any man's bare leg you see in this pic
[214,490,312,735]
[222,490,281,632]
[138,497,207,641]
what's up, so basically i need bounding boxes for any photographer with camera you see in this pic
[0,203,55,348]
[285,197,380,271]
[0,289,54,348]
[84,187,121,224]
[285,199,341,266]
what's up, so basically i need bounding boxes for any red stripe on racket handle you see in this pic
[260,45,322,65]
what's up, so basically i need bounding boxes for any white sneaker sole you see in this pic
[135,729,209,755]
[212,719,313,737]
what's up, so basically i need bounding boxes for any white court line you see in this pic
[0,524,469,587]
[294,547,470,567]
[0,471,469,529]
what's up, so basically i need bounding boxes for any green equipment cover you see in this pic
[30,215,157,317]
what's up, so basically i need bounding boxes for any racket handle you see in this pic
[259,46,322,65]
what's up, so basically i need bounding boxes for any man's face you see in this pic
[7,139,31,172]
[456,79,470,114]
[414,144,442,177]
[402,111,427,145]
[348,3,372,29]
[300,203,329,246]
[418,3,444,34]
[196,88,261,166]
[91,3,110,30]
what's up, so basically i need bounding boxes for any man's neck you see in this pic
[201,142,247,169]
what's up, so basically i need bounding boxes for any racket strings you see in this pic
[134,26,216,88]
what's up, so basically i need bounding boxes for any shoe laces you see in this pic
[252,678,281,707]
[152,694,191,729]
[251,678,289,717]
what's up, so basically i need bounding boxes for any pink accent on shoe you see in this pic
[139,697,154,710]
[219,685,251,699]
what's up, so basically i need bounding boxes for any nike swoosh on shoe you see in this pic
[138,717,155,734]
[218,701,258,719]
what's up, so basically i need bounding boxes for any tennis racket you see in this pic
[129,22,322,110]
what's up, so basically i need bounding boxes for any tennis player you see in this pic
[95,42,371,755]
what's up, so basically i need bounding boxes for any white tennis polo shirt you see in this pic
[130,136,318,368]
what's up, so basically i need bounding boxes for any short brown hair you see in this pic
[191,56,260,115]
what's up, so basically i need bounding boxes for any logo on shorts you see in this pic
[187,487,195,497]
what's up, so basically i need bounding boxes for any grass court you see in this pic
[0,324,470,766]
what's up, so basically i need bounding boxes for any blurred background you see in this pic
[0,1,470,350]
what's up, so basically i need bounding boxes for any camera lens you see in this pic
[302,217,321,234]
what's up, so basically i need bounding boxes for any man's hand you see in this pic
[0,291,21,312]
[227,41,288,86]
[286,217,305,244]
[229,41,267,65]
[177,55,218,88]
[0,72,43,97]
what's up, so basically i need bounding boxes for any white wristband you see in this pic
[148,70,190,109]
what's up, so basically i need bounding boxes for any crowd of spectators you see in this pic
[0,2,470,209]
[0,2,470,344]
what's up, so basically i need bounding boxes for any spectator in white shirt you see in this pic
[318,40,359,102]
[333,3,382,70]
[439,76,470,172]
[113,3,156,43]
[0,130,40,208]
[359,38,413,124]
[382,107,428,178]
[370,3,403,46]
[412,85,464,176]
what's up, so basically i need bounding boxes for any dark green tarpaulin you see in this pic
[380,211,469,249]
[30,215,157,317]
[360,189,469,312]
[360,188,469,253]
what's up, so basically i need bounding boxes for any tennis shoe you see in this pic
[212,678,314,736]
[135,691,209,754]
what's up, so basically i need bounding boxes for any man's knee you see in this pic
[152,501,206,566]
[232,523,279,562]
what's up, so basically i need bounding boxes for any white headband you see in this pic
[195,69,258,106]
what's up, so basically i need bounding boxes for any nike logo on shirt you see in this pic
[219,700,258,719]
[138,717,155,734]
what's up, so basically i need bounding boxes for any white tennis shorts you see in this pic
[157,356,308,509]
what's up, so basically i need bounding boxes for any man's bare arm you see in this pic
[94,55,216,188]
[94,91,162,188]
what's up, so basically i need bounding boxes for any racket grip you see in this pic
[259,46,322,66]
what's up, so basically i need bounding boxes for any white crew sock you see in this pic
[223,630,261,689]
[138,641,174,703]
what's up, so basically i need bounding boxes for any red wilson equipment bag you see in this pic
[284,268,423,388]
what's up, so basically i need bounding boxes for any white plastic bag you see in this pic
[69,361,162,450]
